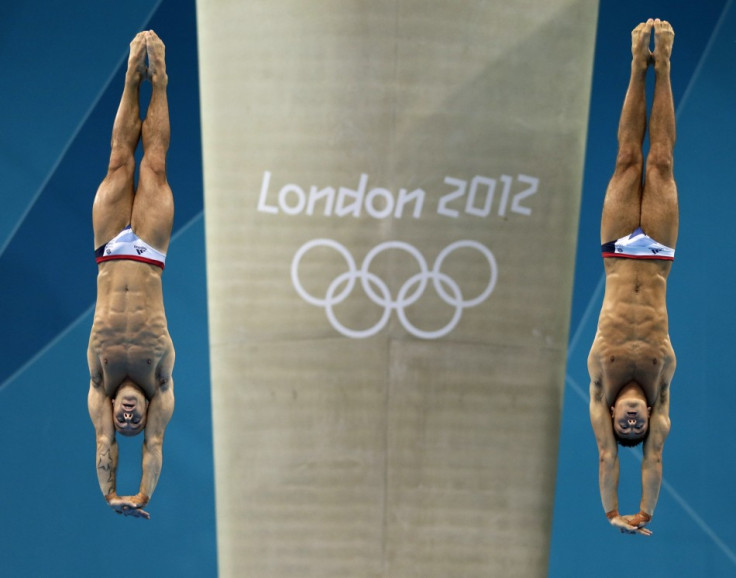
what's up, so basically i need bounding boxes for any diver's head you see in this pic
[112,381,149,436]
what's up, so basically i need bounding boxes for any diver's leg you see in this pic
[92,32,146,249]
[641,19,678,249]
[600,20,653,244]
[131,30,174,253]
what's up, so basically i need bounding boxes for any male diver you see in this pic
[588,19,677,536]
[87,30,175,519]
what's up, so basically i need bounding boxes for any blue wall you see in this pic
[0,1,217,576]
[551,0,736,576]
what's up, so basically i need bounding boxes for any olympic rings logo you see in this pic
[291,239,497,339]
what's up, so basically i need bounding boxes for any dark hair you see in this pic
[613,427,649,448]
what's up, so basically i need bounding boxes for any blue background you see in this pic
[1,1,734,577]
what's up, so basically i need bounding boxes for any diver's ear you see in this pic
[647,406,652,416]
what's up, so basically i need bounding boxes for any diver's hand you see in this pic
[611,513,652,536]
[623,511,652,534]
[606,508,652,536]
[107,493,151,519]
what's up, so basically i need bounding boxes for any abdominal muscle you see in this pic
[590,261,674,403]
[90,261,171,397]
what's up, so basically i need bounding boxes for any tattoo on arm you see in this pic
[97,447,116,495]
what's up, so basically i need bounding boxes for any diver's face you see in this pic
[611,398,649,439]
[112,385,148,436]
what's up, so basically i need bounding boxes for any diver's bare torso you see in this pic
[88,260,173,396]
[588,258,675,404]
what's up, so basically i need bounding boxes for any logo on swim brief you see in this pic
[291,239,498,339]
[134,245,147,255]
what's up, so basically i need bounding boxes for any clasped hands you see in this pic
[106,492,151,519]
[606,509,652,536]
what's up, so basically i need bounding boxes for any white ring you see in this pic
[291,239,497,339]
